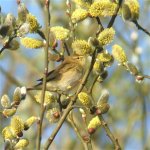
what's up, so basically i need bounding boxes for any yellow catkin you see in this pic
[98,28,115,46]
[20,37,44,49]
[26,13,40,32]
[112,44,127,64]
[2,126,15,140]
[51,26,69,40]
[72,40,92,55]
[24,116,38,130]
[14,139,29,149]
[88,116,101,129]
[93,60,103,73]
[97,52,114,67]
[34,91,55,105]
[71,8,88,24]
[10,116,24,136]
[78,92,91,107]
[3,108,16,118]
[89,0,117,17]
[122,0,140,21]
[73,0,91,8]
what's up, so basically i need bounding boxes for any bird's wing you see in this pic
[36,60,75,84]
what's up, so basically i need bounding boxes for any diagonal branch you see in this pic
[133,20,150,37]
[107,0,123,28]
[98,115,121,150]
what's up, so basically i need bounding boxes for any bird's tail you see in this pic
[26,82,43,91]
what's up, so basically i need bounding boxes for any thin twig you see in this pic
[68,112,90,150]
[107,0,123,28]
[37,29,46,40]
[36,1,50,150]
[66,0,76,40]
[95,17,104,36]
[88,75,99,94]
[44,50,96,150]
[98,115,121,150]
[133,20,150,37]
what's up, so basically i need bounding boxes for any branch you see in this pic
[133,20,150,37]
[98,115,121,150]
[36,0,50,150]
[67,112,91,150]
[44,51,96,150]
[95,17,104,36]
[107,0,123,28]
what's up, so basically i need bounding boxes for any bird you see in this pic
[28,56,87,95]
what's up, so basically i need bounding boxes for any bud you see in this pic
[93,59,104,74]
[125,62,139,76]
[88,37,100,49]
[0,25,10,37]
[96,103,110,115]
[18,3,29,23]
[3,108,16,118]
[122,0,139,21]
[24,116,38,130]
[97,52,114,67]
[5,13,16,27]
[88,116,101,134]
[97,70,108,82]
[82,135,90,142]
[46,108,60,123]
[1,94,10,108]
[78,92,91,108]
[10,116,24,137]
[79,108,86,121]
[14,139,29,149]
[136,75,144,83]
[88,128,96,134]
[8,40,20,51]
[17,23,30,37]
[97,89,109,105]
[13,87,21,105]
[20,86,27,100]
[121,4,132,21]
